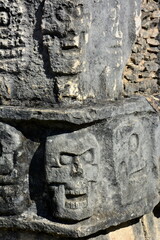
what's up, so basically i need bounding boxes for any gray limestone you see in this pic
[0,96,155,124]
[0,0,159,240]
[0,0,141,106]
[0,123,31,215]
[0,98,158,238]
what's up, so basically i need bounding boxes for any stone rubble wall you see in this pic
[123,0,160,96]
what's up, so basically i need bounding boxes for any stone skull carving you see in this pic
[41,0,87,99]
[45,131,100,221]
[113,117,156,206]
[41,0,141,101]
[0,123,31,215]
[42,0,84,75]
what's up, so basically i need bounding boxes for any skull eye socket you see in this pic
[60,154,73,165]
[81,149,93,163]
[0,11,10,26]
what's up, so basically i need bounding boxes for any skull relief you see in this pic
[45,131,100,221]
[0,123,31,215]
[42,0,84,75]
[114,117,152,205]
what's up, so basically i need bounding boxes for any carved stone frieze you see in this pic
[41,0,142,102]
[0,98,158,239]
[0,0,141,106]
[109,116,159,207]
[0,0,30,73]
[45,130,100,221]
[0,123,31,215]
[41,0,88,101]
[0,0,159,239]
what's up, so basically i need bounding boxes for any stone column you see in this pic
[0,0,159,240]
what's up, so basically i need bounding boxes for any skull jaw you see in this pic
[55,204,94,221]
[50,183,96,221]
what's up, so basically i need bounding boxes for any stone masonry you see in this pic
[123,0,160,96]
[0,1,159,240]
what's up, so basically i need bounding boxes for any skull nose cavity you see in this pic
[71,157,83,177]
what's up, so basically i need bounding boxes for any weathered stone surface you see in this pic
[123,0,160,96]
[0,1,159,239]
[0,123,31,215]
[45,130,100,221]
[0,0,31,73]
[0,96,155,124]
[0,97,158,238]
[2,210,160,240]
[0,0,141,106]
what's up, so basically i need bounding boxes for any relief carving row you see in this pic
[0,0,30,73]
[0,0,141,105]
[0,117,158,224]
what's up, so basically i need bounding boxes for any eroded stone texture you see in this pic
[123,0,160,96]
[0,0,30,73]
[41,0,141,102]
[0,123,31,215]
[0,0,33,105]
[112,117,157,206]
[41,0,86,101]
[0,0,159,239]
[0,0,141,106]
[45,130,100,221]
[2,212,160,240]
[0,105,158,237]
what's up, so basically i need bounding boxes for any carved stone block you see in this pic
[0,0,158,239]
[0,0,141,106]
[0,123,31,215]
[41,0,141,101]
[0,0,30,73]
[45,130,100,221]
[0,97,158,239]
[107,116,158,207]
[42,108,159,236]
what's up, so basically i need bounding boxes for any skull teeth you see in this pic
[65,189,87,209]
[65,190,86,195]
[65,199,87,209]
